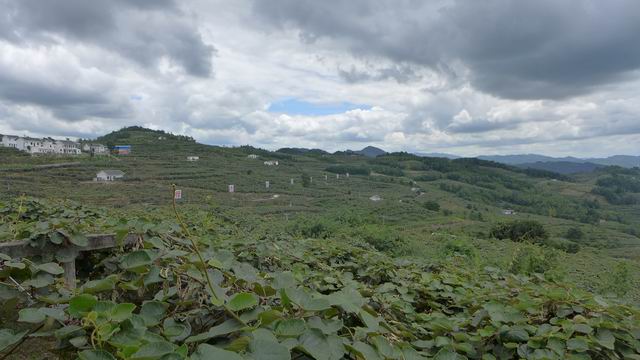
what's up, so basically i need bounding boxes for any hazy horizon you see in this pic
[1,0,640,157]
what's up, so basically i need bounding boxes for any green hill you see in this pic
[1,127,639,358]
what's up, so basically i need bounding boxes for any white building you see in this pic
[264,160,279,166]
[248,154,259,159]
[0,134,81,155]
[502,209,516,215]
[187,156,200,161]
[82,143,109,155]
[369,195,382,202]
[95,170,125,181]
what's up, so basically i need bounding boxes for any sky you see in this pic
[0,0,639,157]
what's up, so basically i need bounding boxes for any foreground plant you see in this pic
[0,197,639,359]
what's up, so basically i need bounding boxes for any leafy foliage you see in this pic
[0,199,639,359]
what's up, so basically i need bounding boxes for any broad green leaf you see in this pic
[163,318,191,342]
[139,301,166,327]
[566,337,588,352]
[18,308,46,323]
[275,319,307,338]
[594,329,615,350]
[185,319,244,343]
[69,233,89,247]
[81,275,119,294]
[249,338,291,360]
[346,341,381,360]
[37,262,64,275]
[299,329,344,360]
[227,292,258,311]
[110,303,136,322]
[130,341,175,359]
[120,250,152,272]
[68,294,98,317]
[191,344,243,360]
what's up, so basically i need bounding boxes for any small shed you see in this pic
[96,170,124,181]
[502,209,516,215]
[369,195,382,202]
[187,156,199,161]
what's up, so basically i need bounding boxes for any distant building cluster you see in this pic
[0,133,110,156]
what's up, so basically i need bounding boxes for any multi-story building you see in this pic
[0,134,81,155]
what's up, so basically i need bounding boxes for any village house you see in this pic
[82,143,109,155]
[247,154,259,159]
[263,160,279,166]
[0,134,81,155]
[502,209,516,215]
[187,156,199,161]
[95,170,125,181]
[369,195,382,202]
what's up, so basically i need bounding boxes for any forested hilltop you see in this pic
[1,127,639,359]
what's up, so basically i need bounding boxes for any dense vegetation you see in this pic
[1,127,639,358]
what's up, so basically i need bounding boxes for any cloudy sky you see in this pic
[1,0,639,157]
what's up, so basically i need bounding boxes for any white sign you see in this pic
[228,184,235,193]
[174,189,182,200]
[265,181,270,189]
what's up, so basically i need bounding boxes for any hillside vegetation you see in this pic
[1,127,639,359]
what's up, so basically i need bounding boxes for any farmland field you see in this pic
[1,127,639,359]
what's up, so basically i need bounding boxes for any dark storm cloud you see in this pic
[0,70,132,121]
[253,0,640,100]
[0,0,215,77]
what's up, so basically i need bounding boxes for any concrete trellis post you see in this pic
[346,172,350,178]
[0,234,137,289]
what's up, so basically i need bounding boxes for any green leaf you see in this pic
[434,348,466,360]
[0,329,28,352]
[81,275,119,294]
[191,344,243,360]
[68,294,97,317]
[130,341,175,359]
[299,329,344,360]
[249,338,291,360]
[78,349,116,360]
[163,318,191,342]
[227,292,258,312]
[594,329,615,350]
[566,337,588,352]
[346,341,381,360]
[18,308,46,323]
[120,250,152,272]
[37,262,64,275]
[139,301,166,327]
[110,303,136,322]
[69,233,89,247]
[185,319,244,343]
[275,319,307,338]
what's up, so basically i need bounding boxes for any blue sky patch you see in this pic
[267,98,371,116]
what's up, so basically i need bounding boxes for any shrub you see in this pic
[423,201,440,211]
[509,244,558,276]
[490,220,548,242]
[565,227,584,241]
[355,224,406,254]
[600,262,632,298]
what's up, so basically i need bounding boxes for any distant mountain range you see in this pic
[514,161,605,174]
[478,154,640,168]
